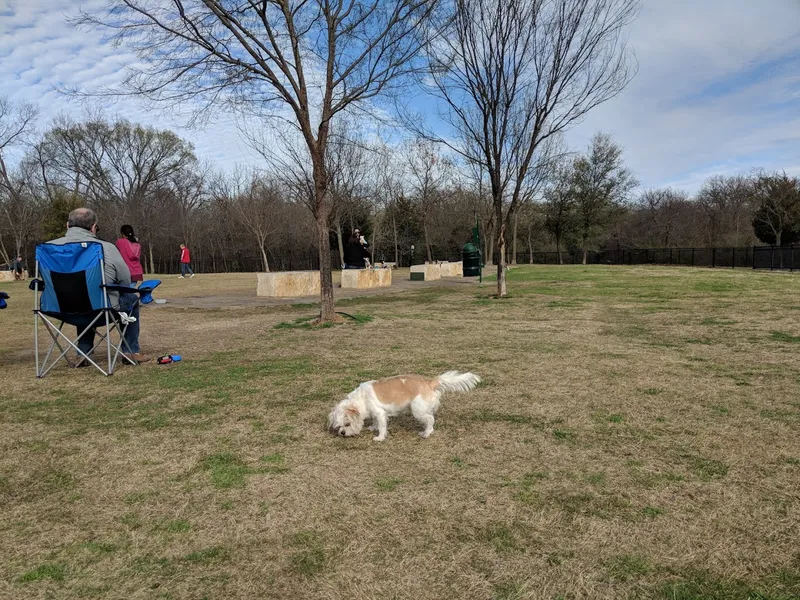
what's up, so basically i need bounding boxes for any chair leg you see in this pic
[105,312,113,375]
[36,314,109,377]
[94,323,137,372]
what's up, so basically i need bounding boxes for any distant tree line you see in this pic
[1,100,799,275]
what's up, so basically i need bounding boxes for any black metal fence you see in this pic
[150,244,800,274]
[514,246,800,271]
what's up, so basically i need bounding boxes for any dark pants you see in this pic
[181,263,194,276]
[75,293,140,356]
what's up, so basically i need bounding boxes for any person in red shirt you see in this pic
[115,225,144,283]
[179,243,195,278]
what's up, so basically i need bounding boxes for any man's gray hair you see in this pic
[67,207,97,231]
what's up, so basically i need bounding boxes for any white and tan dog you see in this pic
[328,371,481,441]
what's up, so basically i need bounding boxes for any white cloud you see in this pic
[565,0,800,190]
[1,0,799,192]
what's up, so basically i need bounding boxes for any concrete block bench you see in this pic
[0,270,28,282]
[439,261,463,277]
[341,268,392,289]
[257,271,320,297]
[410,263,441,281]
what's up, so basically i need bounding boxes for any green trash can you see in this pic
[463,243,481,277]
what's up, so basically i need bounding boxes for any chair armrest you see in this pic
[102,284,143,295]
[29,279,44,292]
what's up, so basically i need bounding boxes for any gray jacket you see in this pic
[48,227,132,309]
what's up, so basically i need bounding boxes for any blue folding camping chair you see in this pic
[32,242,152,377]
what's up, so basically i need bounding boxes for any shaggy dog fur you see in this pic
[328,371,481,441]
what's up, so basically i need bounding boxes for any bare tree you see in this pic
[696,175,754,246]
[0,98,39,264]
[76,0,437,322]
[326,126,375,267]
[213,170,284,272]
[543,162,577,264]
[420,0,639,295]
[631,188,694,248]
[370,143,405,265]
[406,138,451,262]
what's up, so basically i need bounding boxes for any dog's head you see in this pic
[328,400,364,437]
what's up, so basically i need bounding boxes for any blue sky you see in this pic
[1,0,799,192]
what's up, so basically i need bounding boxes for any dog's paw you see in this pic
[372,434,386,442]
[419,430,433,439]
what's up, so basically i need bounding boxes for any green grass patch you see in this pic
[477,522,523,553]
[689,457,729,481]
[287,531,328,577]
[770,331,800,343]
[661,568,797,600]
[553,428,575,441]
[198,452,288,489]
[642,506,664,519]
[641,387,663,396]
[20,563,66,583]
[200,453,252,489]
[607,554,651,580]
[274,316,316,330]
[158,519,191,533]
[374,477,404,491]
[81,541,118,553]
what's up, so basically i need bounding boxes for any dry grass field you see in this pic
[1,266,799,600]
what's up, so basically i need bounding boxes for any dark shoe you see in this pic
[74,357,92,368]
[125,352,151,364]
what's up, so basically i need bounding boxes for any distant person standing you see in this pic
[115,225,144,283]
[10,255,25,281]
[179,243,195,278]
[343,230,371,269]
[355,228,371,268]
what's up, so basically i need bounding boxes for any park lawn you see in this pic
[1,265,799,600]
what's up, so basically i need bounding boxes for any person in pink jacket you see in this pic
[115,225,144,283]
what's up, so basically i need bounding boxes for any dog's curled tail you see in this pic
[435,371,481,394]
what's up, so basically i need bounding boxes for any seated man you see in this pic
[48,208,150,365]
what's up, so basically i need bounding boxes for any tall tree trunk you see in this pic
[485,224,495,267]
[556,230,563,265]
[260,244,270,273]
[496,230,507,297]
[336,217,345,268]
[149,244,155,275]
[316,214,335,321]
[0,236,10,267]
[423,218,432,262]
[581,230,588,265]
[496,201,507,297]
[528,224,533,264]
[371,219,379,264]
[313,159,336,322]
[392,212,399,266]
[511,211,518,265]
